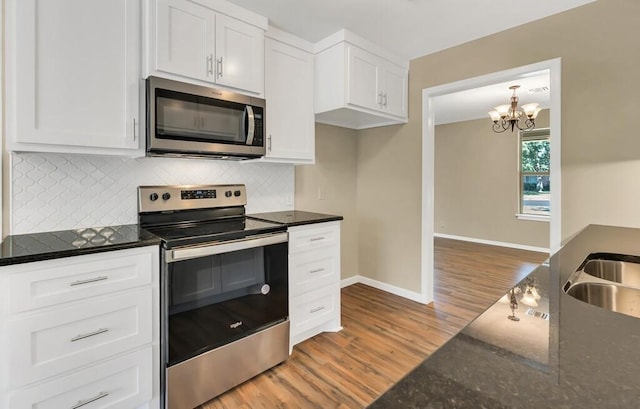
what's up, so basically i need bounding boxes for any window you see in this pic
[519,128,550,218]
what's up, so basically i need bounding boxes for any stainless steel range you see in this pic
[138,184,289,409]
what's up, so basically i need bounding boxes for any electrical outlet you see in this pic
[317,187,326,200]
[439,220,445,228]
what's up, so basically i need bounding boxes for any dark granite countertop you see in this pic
[0,224,161,266]
[248,210,343,227]
[370,224,640,408]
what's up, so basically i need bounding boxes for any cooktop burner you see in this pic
[137,184,286,248]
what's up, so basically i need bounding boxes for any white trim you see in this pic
[340,275,425,304]
[422,58,562,310]
[434,233,549,254]
[515,213,550,222]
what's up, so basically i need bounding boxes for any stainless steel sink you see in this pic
[566,282,640,319]
[583,259,640,287]
[564,253,640,319]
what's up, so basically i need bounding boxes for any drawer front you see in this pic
[8,347,152,409]
[7,246,157,314]
[289,248,339,297]
[290,285,339,336]
[289,222,339,254]
[6,289,152,388]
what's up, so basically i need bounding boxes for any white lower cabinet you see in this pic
[288,221,341,351]
[0,246,160,409]
[8,348,152,409]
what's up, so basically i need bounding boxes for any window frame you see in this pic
[516,127,550,221]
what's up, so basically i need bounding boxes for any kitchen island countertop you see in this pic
[369,224,640,408]
[0,224,160,266]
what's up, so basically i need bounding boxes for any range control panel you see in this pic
[138,184,246,213]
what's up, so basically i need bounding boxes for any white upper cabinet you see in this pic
[314,29,408,130]
[263,29,315,163]
[215,14,264,93]
[156,0,215,83]
[6,0,143,155]
[151,0,266,95]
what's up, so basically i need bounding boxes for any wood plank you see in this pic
[200,238,548,408]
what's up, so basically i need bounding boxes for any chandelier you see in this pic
[488,85,541,133]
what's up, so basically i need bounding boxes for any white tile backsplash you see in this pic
[11,153,294,234]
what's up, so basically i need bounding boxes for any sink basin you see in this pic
[566,282,640,319]
[564,253,640,319]
[583,258,640,287]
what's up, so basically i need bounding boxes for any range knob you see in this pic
[225,190,232,198]
[234,190,241,197]
[162,192,171,201]
[149,193,159,202]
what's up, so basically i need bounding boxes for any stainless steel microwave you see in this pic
[146,76,265,159]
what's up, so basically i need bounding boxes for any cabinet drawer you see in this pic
[290,248,339,297]
[8,347,152,409]
[289,223,339,254]
[290,285,339,336]
[6,246,157,313]
[6,289,152,388]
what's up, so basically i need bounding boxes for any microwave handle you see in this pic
[244,106,255,145]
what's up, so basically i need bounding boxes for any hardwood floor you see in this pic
[201,238,548,409]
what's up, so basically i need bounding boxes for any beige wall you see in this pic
[353,0,640,292]
[434,111,550,249]
[295,123,359,278]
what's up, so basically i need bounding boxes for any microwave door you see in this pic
[244,106,255,145]
[198,108,242,142]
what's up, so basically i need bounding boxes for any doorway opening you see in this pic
[419,59,561,304]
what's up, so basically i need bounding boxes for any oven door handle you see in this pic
[166,232,288,263]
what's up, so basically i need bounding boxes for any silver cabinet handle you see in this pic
[377,92,383,106]
[70,328,109,342]
[383,92,388,107]
[217,57,223,78]
[310,306,326,314]
[268,134,272,152]
[133,118,137,141]
[207,54,214,75]
[71,392,109,409]
[310,268,325,274]
[310,237,325,242]
[69,276,108,286]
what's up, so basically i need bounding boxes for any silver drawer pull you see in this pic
[309,237,325,242]
[71,391,109,409]
[309,268,325,274]
[69,276,108,286]
[310,306,325,314]
[71,328,109,342]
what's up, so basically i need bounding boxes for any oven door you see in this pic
[162,232,288,367]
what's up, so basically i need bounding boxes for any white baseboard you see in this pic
[340,275,427,304]
[434,233,549,253]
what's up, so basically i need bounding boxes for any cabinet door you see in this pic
[382,62,408,118]
[264,38,314,162]
[156,0,215,83]
[11,0,141,150]
[215,14,264,94]
[346,45,382,112]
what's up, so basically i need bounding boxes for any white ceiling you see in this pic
[226,0,595,60]
[433,71,551,125]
